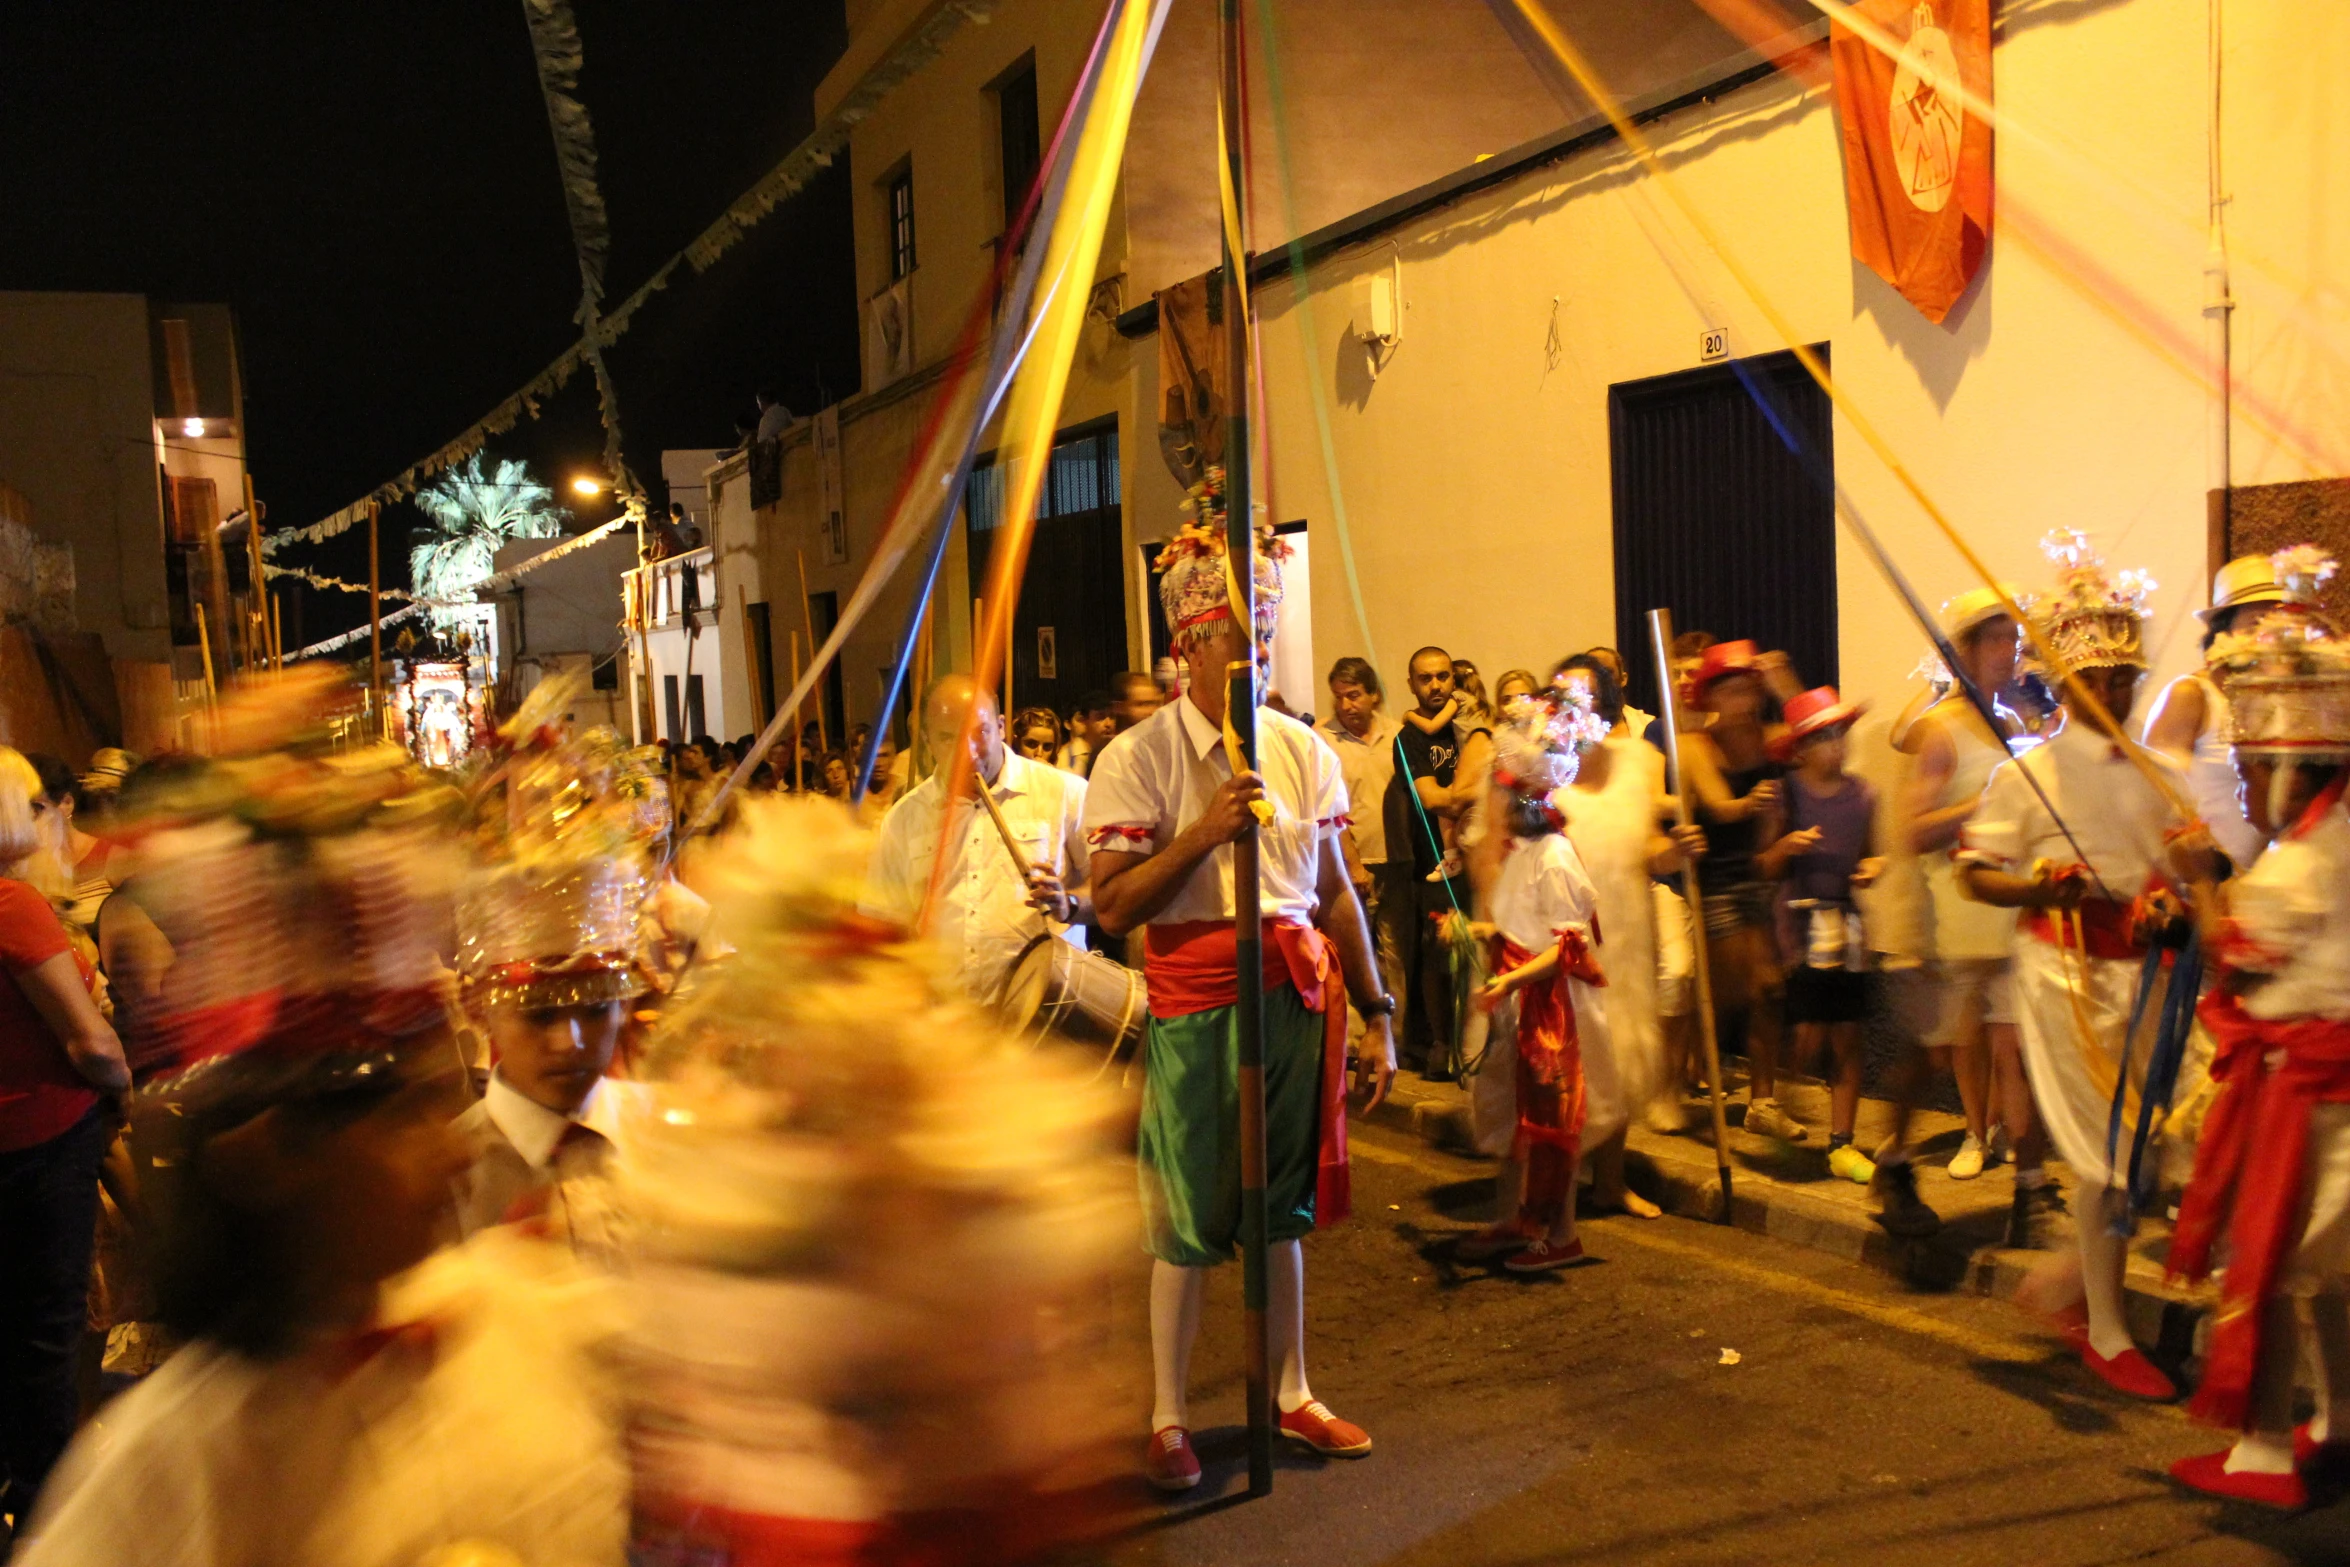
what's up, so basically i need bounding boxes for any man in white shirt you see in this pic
[1958,538,2198,1403]
[1086,505,1395,1492]
[1322,656,1407,1040]
[861,675,1090,1005]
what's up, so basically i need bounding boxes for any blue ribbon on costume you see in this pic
[2103,929,2203,1235]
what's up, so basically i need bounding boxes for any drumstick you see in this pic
[973,768,1034,880]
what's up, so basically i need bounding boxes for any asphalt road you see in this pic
[1097,1119,2350,1567]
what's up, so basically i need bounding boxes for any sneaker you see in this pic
[1144,1426,1201,1492]
[1278,1400,1373,1456]
[1948,1134,1986,1181]
[1743,1097,1808,1143]
[1871,1158,1943,1237]
[2170,1449,2306,1510]
[2082,1340,2177,1401]
[1455,1223,1532,1261]
[1827,1143,1877,1185]
[1503,1236,1588,1273]
[2009,1179,2070,1249]
[1425,850,1463,884]
[1984,1122,2011,1168]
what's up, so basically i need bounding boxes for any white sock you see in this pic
[1149,1260,1204,1432]
[1271,1240,1312,1414]
[2225,1432,2298,1475]
[2076,1188,2135,1360]
[2017,1166,2048,1191]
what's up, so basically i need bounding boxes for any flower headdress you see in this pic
[2208,546,2350,759]
[1491,675,1612,798]
[2034,530,2155,671]
[456,674,656,1010]
[1155,464,1288,643]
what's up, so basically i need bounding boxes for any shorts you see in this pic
[1927,956,2016,1046]
[1702,882,1773,939]
[1653,883,1695,1018]
[1785,965,1871,1025]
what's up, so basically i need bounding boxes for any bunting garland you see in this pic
[264,0,1000,557]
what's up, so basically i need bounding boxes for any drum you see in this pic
[999,934,1148,1067]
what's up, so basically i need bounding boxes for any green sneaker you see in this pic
[1827,1142,1877,1185]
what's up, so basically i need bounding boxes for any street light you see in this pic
[571,475,605,497]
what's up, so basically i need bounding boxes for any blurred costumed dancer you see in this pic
[17,669,631,1567]
[1083,470,1397,1491]
[1455,677,1614,1272]
[618,796,1136,1565]
[451,680,661,1256]
[1955,535,2201,1400]
[2164,550,2350,1509]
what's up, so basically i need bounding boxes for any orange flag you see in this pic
[1832,0,1992,324]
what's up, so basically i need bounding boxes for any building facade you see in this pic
[733,0,2350,743]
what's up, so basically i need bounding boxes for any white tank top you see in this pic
[1918,703,2021,960]
[2181,671,2266,869]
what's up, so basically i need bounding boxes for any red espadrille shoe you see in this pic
[2081,1342,2176,1401]
[2170,1449,2308,1511]
[1278,1400,1372,1456]
[1144,1427,1200,1492]
[1502,1237,1588,1274]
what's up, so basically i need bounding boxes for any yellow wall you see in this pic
[1239,0,2349,712]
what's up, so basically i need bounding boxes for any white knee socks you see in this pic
[1149,1261,1204,1433]
[2076,1186,2135,1361]
[1147,1245,1314,1431]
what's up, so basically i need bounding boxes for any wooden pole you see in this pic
[1647,608,1736,1222]
[737,586,767,728]
[796,548,826,754]
[243,476,269,673]
[194,613,219,739]
[271,595,284,671]
[789,631,805,788]
[367,501,385,738]
[973,764,1033,879]
[1218,0,1273,1498]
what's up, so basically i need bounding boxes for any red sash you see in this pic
[2023,896,2147,961]
[2170,993,2350,1429]
[1143,920,1352,1227]
[1494,931,1606,1152]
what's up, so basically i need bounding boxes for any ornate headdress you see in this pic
[618,797,1132,1559]
[2035,530,2156,672]
[456,676,656,1011]
[2209,546,2350,760]
[1155,464,1286,642]
[123,667,462,1098]
[1491,675,1612,798]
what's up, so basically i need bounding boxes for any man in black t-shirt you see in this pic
[1383,646,1490,1078]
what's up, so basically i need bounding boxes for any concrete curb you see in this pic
[1354,1079,2215,1368]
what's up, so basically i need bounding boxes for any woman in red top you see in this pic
[0,747,129,1534]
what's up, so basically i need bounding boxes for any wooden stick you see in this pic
[789,630,804,787]
[244,475,268,672]
[194,613,219,722]
[1648,608,1736,1223]
[972,763,1032,879]
[796,548,825,753]
[367,501,384,738]
[736,585,766,727]
[271,596,284,671]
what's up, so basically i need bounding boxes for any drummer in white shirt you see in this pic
[861,674,1092,1004]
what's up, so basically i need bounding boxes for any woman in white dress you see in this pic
[1554,656,1701,1217]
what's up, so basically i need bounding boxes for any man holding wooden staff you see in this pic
[1084,481,1395,1492]
[859,674,1090,1005]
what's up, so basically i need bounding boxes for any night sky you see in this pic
[0,1,859,644]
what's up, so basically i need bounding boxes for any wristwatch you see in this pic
[1354,991,1398,1021]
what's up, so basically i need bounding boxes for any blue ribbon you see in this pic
[2103,929,2203,1234]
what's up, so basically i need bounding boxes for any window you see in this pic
[996,62,1041,236]
[887,167,916,280]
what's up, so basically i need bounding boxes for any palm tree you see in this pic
[410,455,570,629]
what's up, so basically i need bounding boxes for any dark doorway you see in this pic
[1609,346,1836,715]
[745,601,776,726]
[967,421,1125,721]
[663,673,682,743]
[808,590,845,745]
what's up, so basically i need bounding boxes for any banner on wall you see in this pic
[1832,0,1992,325]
